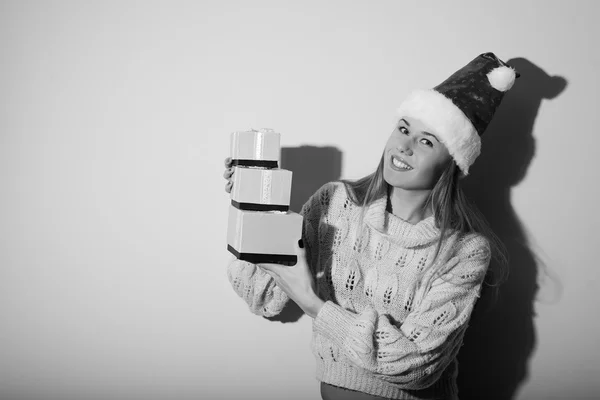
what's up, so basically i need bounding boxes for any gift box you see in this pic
[230,128,280,168]
[230,167,292,212]
[227,205,303,265]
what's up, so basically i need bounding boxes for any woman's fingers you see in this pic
[223,155,235,194]
[258,263,281,279]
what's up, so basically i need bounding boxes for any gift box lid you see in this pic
[230,128,280,168]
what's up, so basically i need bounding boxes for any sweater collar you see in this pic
[364,196,441,247]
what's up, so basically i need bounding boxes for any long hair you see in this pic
[342,153,508,304]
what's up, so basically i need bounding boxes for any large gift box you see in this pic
[230,167,292,212]
[230,128,280,168]
[227,205,302,265]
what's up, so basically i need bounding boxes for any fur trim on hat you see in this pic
[396,89,481,175]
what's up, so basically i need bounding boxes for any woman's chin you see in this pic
[383,169,409,189]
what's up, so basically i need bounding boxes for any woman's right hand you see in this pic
[223,157,234,193]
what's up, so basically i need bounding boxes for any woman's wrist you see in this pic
[303,295,325,319]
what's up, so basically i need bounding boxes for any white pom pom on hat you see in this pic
[487,65,517,92]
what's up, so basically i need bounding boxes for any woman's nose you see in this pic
[398,143,413,156]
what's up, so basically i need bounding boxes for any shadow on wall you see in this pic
[281,146,343,214]
[265,146,343,323]
[456,58,568,400]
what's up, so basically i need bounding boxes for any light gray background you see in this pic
[1,1,598,399]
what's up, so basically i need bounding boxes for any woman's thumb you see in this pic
[296,238,308,259]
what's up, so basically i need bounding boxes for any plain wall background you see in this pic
[1,1,598,399]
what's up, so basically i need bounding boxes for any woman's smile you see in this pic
[390,154,414,171]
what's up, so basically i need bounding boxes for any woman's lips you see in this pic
[390,154,414,171]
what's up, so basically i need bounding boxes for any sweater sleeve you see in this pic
[227,258,290,317]
[226,183,330,317]
[312,233,491,389]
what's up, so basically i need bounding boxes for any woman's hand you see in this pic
[259,240,325,319]
[223,157,234,193]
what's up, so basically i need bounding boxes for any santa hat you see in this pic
[396,52,519,175]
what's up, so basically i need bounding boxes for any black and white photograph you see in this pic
[1,1,597,399]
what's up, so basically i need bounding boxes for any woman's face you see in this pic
[383,116,452,190]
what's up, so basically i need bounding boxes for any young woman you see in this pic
[224,52,517,400]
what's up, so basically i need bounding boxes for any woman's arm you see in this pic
[312,233,491,390]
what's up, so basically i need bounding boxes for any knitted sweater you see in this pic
[227,182,491,400]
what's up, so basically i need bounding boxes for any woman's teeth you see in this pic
[392,156,413,170]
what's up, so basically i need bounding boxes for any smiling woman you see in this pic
[383,117,452,193]
[225,52,518,400]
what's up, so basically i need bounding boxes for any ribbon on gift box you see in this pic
[261,169,272,204]
[231,201,288,212]
[254,130,264,160]
[227,245,298,265]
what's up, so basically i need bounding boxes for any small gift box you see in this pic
[230,167,292,212]
[230,128,280,168]
[227,205,303,265]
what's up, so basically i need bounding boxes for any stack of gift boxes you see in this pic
[227,128,303,266]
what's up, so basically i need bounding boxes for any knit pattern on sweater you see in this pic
[227,182,491,399]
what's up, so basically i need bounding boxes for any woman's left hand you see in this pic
[259,240,325,319]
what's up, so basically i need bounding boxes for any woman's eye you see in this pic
[398,127,409,135]
[420,138,433,147]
